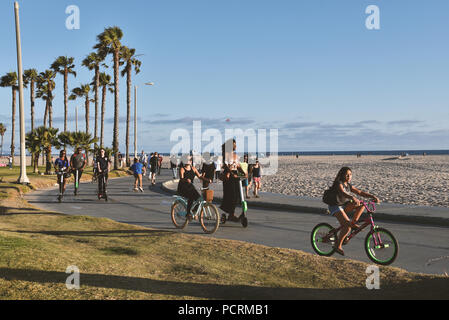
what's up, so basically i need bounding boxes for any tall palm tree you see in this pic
[0,72,18,164]
[82,52,107,148]
[0,123,6,156]
[94,26,124,170]
[120,46,142,166]
[51,56,76,133]
[98,72,113,148]
[23,69,39,132]
[36,70,56,128]
[69,84,92,135]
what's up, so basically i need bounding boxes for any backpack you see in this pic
[71,153,86,170]
[322,185,338,206]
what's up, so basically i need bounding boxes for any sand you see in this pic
[261,155,449,208]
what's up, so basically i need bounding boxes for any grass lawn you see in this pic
[0,166,448,300]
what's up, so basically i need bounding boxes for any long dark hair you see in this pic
[332,167,352,187]
[221,138,236,166]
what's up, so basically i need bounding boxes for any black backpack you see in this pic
[322,185,338,206]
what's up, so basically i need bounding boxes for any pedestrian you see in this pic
[201,152,215,189]
[8,155,12,170]
[220,139,245,222]
[139,150,148,166]
[240,154,250,198]
[170,155,178,179]
[214,156,221,181]
[130,157,145,192]
[252,159,262,198]
[158,153,163,175]
[149,152,159,185]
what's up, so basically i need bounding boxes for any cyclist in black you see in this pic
[96,148,111,199]
[54,150,70,195]
[70,147,87,195]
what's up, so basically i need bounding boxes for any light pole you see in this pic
[75,106,78,132]
[134,82,154,158]
[14,2,29,184]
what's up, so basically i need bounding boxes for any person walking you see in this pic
[252,160,262,198]
[130,157,145,192]
[220,139,245,222]
[149,152,159,185]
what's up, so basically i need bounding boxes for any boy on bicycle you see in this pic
[54,150,70,194]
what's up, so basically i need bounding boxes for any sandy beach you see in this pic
[261,155,449,208]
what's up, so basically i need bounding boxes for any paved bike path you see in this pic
[24,170,449,276]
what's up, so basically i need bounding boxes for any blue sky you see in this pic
[0,0,448,153]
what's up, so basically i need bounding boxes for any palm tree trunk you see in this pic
[30,80,35,132]
[11,87,16,165]
[101,85,106,147]
[126,64,131,167]
[113,48,120,170]
[30,80,35,166]
[43,101,49,127]
[94,66,100,149]
[85,96,90,135]
[49,86,53,128]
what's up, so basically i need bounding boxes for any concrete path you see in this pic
[24,170,449,276]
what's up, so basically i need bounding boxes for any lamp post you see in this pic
[14,2,29,184]
[134,82,154,158]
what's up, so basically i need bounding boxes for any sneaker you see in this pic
[133,188,138,192]
[139,187,144,192]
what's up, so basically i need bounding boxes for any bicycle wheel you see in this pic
[199,202,220,234]
[365,227,398,266]
[311,223,337,256]
[171,200,189,229]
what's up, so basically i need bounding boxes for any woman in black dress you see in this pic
[219,139,246,222]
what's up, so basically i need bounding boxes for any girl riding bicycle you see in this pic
[329,167,379,256]
[177,155,211,220]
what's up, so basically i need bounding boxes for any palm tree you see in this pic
[69,84,92,135]
[51,56,76,133]
[0,123,6,156]
[82,52,106,147]
[28,126,60,175]
[59,131,98,164]
[94,26,124,170]
[25,129,41,173]
[98,72,113,148]
[36,70,56,128]
[23,69,39,132]
[0,72,18,164]
[120,46,142,166]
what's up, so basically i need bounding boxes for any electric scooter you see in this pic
[221,176,248,228]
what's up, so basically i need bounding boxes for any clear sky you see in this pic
[0,0,448,153]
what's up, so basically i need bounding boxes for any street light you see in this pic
[134,82,154,158]
[14,2,29,184]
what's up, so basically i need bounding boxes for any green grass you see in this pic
[0,166,448,300]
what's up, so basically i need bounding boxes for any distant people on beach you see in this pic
[214,156,222,181]
[325,167,380,256]
[170,155,178,179]
[240,154,250,198]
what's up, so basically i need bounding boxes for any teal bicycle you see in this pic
[171,188,220,234]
